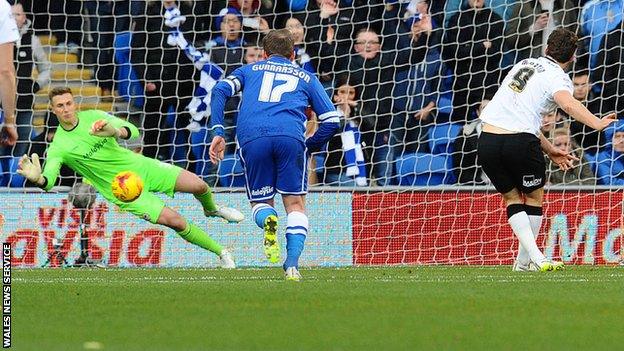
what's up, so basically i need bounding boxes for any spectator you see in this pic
[444,0,517,26]
[244,45,264,63]
[302,0,381,84]
[593,121,624,185]
[540,109,567,139]
[285,17,315,73]
[442,0,504,122]
[83,1,146,97]
[505,0,578,62]
[453,98,490,185]
[228,0,271,45]
[11,3,51,157]
[48,0,83,53]
[207,7,248,155]
[580,0,623,71]
[207,7,247,50]
[391,7,445,159]
[131,1,202,163]
[348,28,397,185]
[593,19,624,116]
[323,79,372,186]
[569,69,603,153]
[545,127,595,185]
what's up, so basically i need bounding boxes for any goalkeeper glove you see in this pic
[17,153,43,184]
[90,120,120,138]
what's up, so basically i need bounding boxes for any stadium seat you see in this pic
[428,123,463,155]
[218,154,246,187]
[395,152,455,186]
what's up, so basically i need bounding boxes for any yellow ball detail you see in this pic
[111,171,143,203]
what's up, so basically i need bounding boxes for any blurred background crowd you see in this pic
[1,0,623,188]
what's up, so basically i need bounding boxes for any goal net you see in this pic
[1,0,623,267]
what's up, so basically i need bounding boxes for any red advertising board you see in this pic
[352,190,624,265]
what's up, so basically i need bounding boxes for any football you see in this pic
[111,171,143,202]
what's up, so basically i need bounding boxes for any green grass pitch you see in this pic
[13,266,624,350]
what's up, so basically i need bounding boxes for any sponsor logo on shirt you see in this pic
[83,138,108,159]
[251,186,273,197]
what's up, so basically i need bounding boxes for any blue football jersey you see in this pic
[210,55,340,148]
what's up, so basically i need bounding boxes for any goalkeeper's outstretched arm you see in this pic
[90,111,140,140]
[17,149,62,191]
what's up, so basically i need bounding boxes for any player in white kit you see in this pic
[0,0,19,146]
[478,28,617,272]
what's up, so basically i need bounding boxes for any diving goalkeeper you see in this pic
[17,87,243,268]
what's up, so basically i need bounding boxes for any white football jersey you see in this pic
[480,57,573,136]
[0,0,19,45]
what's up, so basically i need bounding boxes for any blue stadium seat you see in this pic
[395,152,455,186]
[428,123,463,155]
[218,154,246,187]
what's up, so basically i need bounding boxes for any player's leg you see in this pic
[274,137,308,281]
[501,188,550,271]
[238,138,280,263]
[524,188,563,270]
[281,195,306,281]
[251,200,280,263]
[478,132,550,272]
[121,191,234,268]
[504,134,561,271]
[173,168,243,222]
[515,187,544,269]
[156,207,235,268]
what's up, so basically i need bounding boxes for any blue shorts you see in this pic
[238,136,308,202]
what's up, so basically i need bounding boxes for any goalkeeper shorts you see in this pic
[117,158,183,223]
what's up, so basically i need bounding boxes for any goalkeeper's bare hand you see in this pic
[90,119,119,138]
[17,153,43,184]
[209,136,225,164]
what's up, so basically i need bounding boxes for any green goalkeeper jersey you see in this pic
[41,110,142,196]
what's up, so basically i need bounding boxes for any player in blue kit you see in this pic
[209,29,340,281]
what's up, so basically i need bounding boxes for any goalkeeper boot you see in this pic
[263,215,280,263]
[205,206,244,223]
[219,249,236,269]
[284,267,302,282]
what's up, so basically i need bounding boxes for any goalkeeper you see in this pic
[17,87,243,268]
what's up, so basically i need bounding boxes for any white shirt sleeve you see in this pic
[0,1,19,45]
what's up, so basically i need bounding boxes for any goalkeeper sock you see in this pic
[177,222,222,256]
[252,203,277,229]
[516,205,543,265]
[507,204,546,264]
[195,187,218,212]
[283,211,308,270]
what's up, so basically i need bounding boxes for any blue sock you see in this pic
[252,203,277,229]
[283,211,308,270]
[284,233,306,269]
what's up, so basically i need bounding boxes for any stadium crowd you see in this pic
[1,0,623,188]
